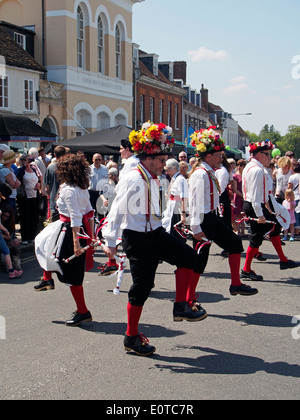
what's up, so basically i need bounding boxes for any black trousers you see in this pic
[122,227,202,307]
[170,213,186,243]
[243,201,281,248]
[218,190,232,229]
[17,196,39,242]
[88,190,100,212]
[193,211,243,274]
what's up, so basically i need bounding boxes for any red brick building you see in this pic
[133,48,186,143]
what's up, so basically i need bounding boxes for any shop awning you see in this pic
[174,140,195,155]
[225,146,243,160]
[0,113,57,142]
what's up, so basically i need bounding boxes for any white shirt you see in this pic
[189,162,220,235]
[242,158,267,218]
[119,155,139,182]
[215,165,230,194]
[102,164,162,247]
[23,171,39,199]
[56,183,93,227]
[162,172,189,233]
[288,173,300,201]
[275,168,292,197]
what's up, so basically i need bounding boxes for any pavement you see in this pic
[0,232,300,401]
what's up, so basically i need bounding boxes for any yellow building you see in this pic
[0,0,143,140]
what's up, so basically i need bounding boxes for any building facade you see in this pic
[133,48,186,143]
[0,0,143,140]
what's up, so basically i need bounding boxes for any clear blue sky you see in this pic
[132,0,300,136]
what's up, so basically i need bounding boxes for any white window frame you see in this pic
[77,6,84,69]
[175,103,179,130]
[140,95,144,123]
[115,25,121,79]
[97,16,104,74]
[0,76,9,109]
[168,101,171,127]
[150,97,154,122]
[24,79,34,111]
[159,99,163,122]
[14,32,26,50]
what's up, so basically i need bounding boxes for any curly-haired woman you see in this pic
[55,153,95,326]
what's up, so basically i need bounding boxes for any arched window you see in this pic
[115,25,121,78]
[97,112,111,130]
[77,6,84,68]
[97,16,104,74]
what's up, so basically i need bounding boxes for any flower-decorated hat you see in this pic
[248,139,274,154]
[190,126,225,157]
[129,122,175,156]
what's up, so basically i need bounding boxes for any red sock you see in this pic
[43,270,52,281]
[271,236,288,262]
[243,246,259,272]
[175,268,194,302]
[186,272,201,306]
[126,302,143,336]
[70,285,88,314]
[228,253,242,286]
[107,258,117,266]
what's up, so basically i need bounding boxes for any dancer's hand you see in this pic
[103,245,117,259]
[193,231,208,242]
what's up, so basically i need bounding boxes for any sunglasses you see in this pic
[155,157,167,164]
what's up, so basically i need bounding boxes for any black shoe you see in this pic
[230,283,258,296]
[241,269,264,281]
[34,279,55,291]
[280,260,300,270]
[98,263,118,276]
[254,252,267,261]
[65,311,92,327]
[173,301,207,322]
[124,333,156,357]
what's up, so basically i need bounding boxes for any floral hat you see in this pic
[190,126,225,157]
[248,139,274,154]
[129,122,175,156]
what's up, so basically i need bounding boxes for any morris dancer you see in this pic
[189,127,258,298]
[102,122,207,357]
[55,154,95,326]
[241,141,300,281]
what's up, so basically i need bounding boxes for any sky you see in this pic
[132,0,300,136]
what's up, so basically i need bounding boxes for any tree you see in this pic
[277,125,300,157]
[259,124,282,144]
[245,130,259,143]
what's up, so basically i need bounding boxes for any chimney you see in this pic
[173,61,187,85]
[201,84,208,111]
